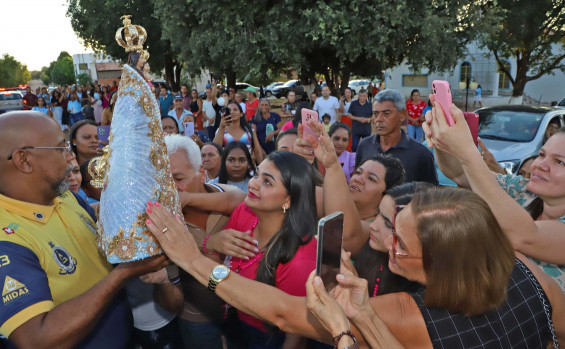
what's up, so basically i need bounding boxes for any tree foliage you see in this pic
[0,54,31,88]
[66,0,182,90]
[153,0,480,93]
[76,72,92,85]
[478,0,565,98]
[46,51,76,85]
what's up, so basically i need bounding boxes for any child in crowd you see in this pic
[82,99,95,122]
[322,113,332,132]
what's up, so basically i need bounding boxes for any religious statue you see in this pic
[94,15,181,263]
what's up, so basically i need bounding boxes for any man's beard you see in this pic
[52,165,72,196]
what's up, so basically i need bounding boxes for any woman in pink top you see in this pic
[204,151,319,348]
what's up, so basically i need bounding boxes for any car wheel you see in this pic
[266,91,272,97]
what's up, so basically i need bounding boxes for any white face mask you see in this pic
[218,97,226,106]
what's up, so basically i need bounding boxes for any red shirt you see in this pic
[245,99,259,122]
[223,203,317,331]
[406,100,427,126]
[22,93,37,110]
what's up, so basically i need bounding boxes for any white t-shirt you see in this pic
[240,102,246,113]
[202,100,216,128]
[314,96,340,123]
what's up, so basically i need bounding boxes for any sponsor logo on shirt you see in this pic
[2,276,29,304]
[48,242,77,275]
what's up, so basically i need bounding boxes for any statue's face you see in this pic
[136,55,145,70]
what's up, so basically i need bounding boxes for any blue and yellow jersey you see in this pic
[0,191,131,347]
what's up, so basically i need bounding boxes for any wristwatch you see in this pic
[208,264,231,291]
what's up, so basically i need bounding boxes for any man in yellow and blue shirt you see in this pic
[0,111,166,348]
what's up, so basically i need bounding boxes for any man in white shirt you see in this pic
[313,85,340,123]
[202,84,218,139]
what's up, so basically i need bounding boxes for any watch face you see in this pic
[213,266,229,279]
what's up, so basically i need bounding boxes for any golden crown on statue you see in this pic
[115,15,147,53]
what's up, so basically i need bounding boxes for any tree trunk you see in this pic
[172,62,181,92]
[340,65,351,95]
[226,70,236,90]
[323,70,334,92]
[163,53,176,91]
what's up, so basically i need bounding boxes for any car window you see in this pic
[0,93,22,101]
[478,110,545,142]
[557,98,565,107]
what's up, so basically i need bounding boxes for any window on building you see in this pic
[498,61,511,89]
[460,62,471,84]
[79,63,88,70]
[402,74,428,87]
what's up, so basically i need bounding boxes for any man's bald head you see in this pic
[0,111,63,158]
[0,111,70,205]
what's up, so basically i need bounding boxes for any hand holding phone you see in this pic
[432,80,455,126]
[316,211,344,291]
[301,108,319,140]
[184,122,195,137]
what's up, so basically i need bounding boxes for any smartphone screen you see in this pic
[97,126,110,148]
[184,122,195,137]
[316,211,344,290]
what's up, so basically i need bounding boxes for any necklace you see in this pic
[235,217,262,273]
[373,264,384,297]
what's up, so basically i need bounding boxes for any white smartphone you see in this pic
[184,122,195,137]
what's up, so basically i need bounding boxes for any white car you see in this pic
[348,79,380,95]
[0,91,24,114]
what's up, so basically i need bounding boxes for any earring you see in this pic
[282,206,287,214]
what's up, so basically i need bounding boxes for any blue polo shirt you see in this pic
[355,130,438,185]
[348,100,372,135]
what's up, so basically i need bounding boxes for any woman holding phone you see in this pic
[425,99,565,292]
[144,120,564,348]
[189,151,319,348]
[213,101,264,164]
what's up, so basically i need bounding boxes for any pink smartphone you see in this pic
[301,108,318,139]
[432,80,455,126]
[463,112,479,147]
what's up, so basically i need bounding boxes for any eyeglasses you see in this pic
[8,141,72,160]
[391,204,421,259]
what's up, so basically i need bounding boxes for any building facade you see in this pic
[384,43,565,106]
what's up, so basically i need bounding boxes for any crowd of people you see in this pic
[0,71,564,349]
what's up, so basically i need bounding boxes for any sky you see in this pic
[0,0,93,71]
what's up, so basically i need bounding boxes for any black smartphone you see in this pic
[316,211,344,290]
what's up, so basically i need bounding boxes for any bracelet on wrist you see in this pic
[202,235,218,255]
[333,330,357,349]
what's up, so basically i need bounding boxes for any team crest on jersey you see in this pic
[78,213,97,235]
[2,276,29,304]
[2,223,19,235]
[48,242,77,275]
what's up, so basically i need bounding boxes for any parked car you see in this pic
[265,82,284,97]
[272,80,304,98]
[0,90,24,114]
[556,97,565,107]
[477,105,565,174]
[347,79,380,95]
